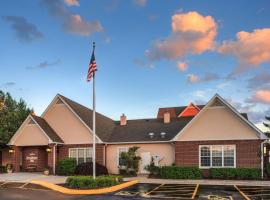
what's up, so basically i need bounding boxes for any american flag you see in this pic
[87,45,97,82]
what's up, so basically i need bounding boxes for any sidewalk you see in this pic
[124,176,270,186]
[0,173,67,184]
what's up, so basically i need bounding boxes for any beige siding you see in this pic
[13,125,49,146]
[177,107,259,141]
[106,143,175,174]
[43,103,94,144]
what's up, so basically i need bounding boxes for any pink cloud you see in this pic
[64,0,79,6]
[186,74,199,83]
[247,89,270,104]
[146,11,217,60]
[218,28,270,66]
[133,0,147,6]
[177,62,187,71]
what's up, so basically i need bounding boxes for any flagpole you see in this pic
[92,42,96,179]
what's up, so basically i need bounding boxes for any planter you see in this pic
[44,170,50,176]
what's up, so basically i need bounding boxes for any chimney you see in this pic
[164,111,170,124]
[120,114,127,126]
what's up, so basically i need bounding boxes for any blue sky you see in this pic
[0,0,270,123]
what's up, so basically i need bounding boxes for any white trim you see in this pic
[117,147,128,167]
[199,145,236,169]
[172,94,266,141]
[41,94,103,143]
[107,141,172,145]
[69,147,93,165]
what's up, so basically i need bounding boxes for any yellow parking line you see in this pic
[234,185,251,200]
[192,184,199,199]
[145,183,164,195]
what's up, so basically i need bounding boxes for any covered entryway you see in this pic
[7,114,63,174]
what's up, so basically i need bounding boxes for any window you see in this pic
[199,145,235,168]
[69,148,92,164]
[118,147,128,166]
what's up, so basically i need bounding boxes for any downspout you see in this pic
[53,144,56,175]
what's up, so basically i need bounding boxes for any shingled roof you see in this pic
[31,114,64,143]
[54,95,249,143]
[59,95,115,141]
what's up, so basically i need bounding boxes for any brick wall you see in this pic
[58,144,105,165]
[22,146,47,172]
[175,140,261,168]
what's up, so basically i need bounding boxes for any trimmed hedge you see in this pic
[160,166,202,179]
[210,168,261,180]
[66,176,123,189]
[74,162,108,176]
[57,158,77,176]
[266,164,270,177]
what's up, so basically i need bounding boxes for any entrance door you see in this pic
[140,152,151,174]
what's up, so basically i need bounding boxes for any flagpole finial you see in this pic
[93,42,95,48]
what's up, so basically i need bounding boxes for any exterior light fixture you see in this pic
[46,148,52,153]
[8,149,14,154]
[264,146,267,155]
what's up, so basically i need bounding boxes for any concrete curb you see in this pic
[31,180,138,195]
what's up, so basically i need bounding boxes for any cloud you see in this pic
[1,82,16,87]
[218,28,270,68]
[41,0,103,36]
[26,59,61,70]
[64,0,79,6]
[246,89,270,105]
[247,71,270,89]
[186,74,199,83]
[177,62,187,72]
[146,11,217,61]
[133,58,154,68]
[2,16,43,42]
[133,0,147,6]
[186,72,220,84]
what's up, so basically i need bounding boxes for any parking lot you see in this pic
[0,181,270,200]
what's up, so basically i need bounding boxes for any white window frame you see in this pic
[69,147,92,165]
[117,147,128,167]
[199,145,236,169]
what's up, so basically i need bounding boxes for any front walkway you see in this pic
[124,176,270,186]
[0,173,67,184]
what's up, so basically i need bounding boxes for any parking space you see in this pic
[0,181,51,191]
[235,185,270,200]
[115,183,198,199]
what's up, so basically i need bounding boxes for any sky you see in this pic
[0,0,270,124]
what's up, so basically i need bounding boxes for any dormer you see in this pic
[178,102,200,117]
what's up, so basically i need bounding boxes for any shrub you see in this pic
[0,166,6,173]
[120,146,141,176]
[66,175,123,189]
[266,163,270,177]
[57,158,77,176]
[210,168,260,180]
[160,166,202,179]
[145,157,160,176]
[74,162,108,176]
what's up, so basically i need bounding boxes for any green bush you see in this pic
[210,168,260,180]
[0,166,6,173]
[57,158,77,176]
[160,166,202,179]
[266,163,270,177]
[66,175,123,189]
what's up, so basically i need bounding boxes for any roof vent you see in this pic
[160,132,166,138]
[149,132,154,139]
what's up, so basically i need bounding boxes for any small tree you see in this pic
[263,116,270,138]
[120,146,141,175]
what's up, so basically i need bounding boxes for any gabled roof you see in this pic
[172,94,267,141]
[31,115,64,143]
[58,95,115,142]
[157,105,205,118]
[178,103,201,117]
[8,114,63,145]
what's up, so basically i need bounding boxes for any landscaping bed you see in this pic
[64,175,123,190]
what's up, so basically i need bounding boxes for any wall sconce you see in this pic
[8,149,14,154]
[264,146,267,155]
[46,148,52,153]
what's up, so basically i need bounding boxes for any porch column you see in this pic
[12,146,22,172]
[47,144,57,174]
